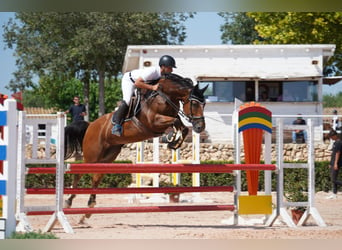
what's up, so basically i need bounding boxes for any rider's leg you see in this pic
[111,101,129,136]
[111,72,134,136]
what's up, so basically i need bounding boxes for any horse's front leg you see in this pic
[79,173,104,224]
[167,117,189,150]
[64,174,83,208]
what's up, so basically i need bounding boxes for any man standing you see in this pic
[327,129,342,199]
[65,96,87,123]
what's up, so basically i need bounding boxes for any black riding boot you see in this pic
[111,101,129,136]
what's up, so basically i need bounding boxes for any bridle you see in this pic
[156,87,205,124]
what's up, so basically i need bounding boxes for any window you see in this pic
[38,124,46,138]
[198,81,255,102]
[198,80,318,102]
[282,81,318,102]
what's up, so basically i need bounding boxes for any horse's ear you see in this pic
[200,84,209,94]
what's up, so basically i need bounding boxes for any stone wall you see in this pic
[116,142,333,163]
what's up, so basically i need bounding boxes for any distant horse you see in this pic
[64,73,208,223]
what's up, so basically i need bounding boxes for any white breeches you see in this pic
[121,72,135,105]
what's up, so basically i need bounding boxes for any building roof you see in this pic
[25,107,56,115]
[24,107,57,119]
[123,44,336,80]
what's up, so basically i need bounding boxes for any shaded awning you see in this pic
[323,76,342,85]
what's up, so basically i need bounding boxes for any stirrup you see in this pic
[112,124,122,136]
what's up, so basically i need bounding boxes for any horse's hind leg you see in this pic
[64,174,82,208]
[78,173,104,224]
[78,145,123,224]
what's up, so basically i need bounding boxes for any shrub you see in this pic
[10,231,58,239]
[24,160,340,193]
[25,161,132,189]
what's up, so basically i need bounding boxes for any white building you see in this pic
[123,44,336,143]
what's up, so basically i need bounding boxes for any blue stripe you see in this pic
[238,123,272,133]
[0,146,6,161]
[0,111,6,126]
[0,180,6,195]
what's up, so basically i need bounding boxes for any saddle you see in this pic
[125,89,155,120]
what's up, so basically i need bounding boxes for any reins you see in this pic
[134,74,205,124]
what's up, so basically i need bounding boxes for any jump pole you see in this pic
[43,112,74,233]
[24,162,275,233]
[171,132,205,202]
[135,137,160,188]
[228,100,274,225]
[15,111,73,233]
[135,138,165,203]
[266,118,326,227]
[0,99,18,239]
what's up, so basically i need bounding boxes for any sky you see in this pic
[1,12,341,96]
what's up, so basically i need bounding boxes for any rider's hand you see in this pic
[151,83,160,91]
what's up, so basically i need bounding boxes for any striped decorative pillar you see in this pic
[238,102,272,195]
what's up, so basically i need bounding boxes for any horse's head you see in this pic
[158,73,207,133]
[182,84,208,133]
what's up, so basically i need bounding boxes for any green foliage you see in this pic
[10,230,58,239]
[315,161,334,192]
[25,161,132,188]
[247,12,342,75]
[26,173,132,188]
[22,87,49,108]
[23,77,83,110]
[3,12,194,114]
[22,76,122,122]
[323,92,342,107]
[283,168,308,211]
[177,161,339,195]
[219,12,262,44]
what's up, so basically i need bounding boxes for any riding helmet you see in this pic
[159,55,177,68]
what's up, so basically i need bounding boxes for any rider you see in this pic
[111,55,177,136]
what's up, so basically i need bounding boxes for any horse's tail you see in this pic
[64,120,90,159]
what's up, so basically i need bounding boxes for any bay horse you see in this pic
[64,73,208,223]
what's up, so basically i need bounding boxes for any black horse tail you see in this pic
[64,120,90,159]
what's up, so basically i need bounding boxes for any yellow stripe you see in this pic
[238,117,272,129]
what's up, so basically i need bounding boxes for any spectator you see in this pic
[65,96,87,123]
[260,91,270,101]
[332,109,341,131]
[327,129,342,199]
[292,114,307,143]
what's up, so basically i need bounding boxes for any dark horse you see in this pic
[64,73,208,223]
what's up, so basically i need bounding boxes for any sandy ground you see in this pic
[20,190,342,239]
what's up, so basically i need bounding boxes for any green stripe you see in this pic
[239,111,272,123]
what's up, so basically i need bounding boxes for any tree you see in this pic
[3,12,194,117]
[323,92,342,107]
[248,12,342,75]
[219,12,261,44]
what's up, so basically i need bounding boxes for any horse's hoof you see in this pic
[87,201,96,207]
[78,215,93,224]
[167,140,182,150]
[78,215,86,224]
[64,200,72,208]
[165,131,175,142]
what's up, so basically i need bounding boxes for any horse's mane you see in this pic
[162,73,194,89]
